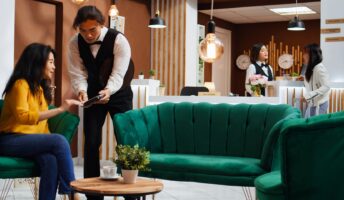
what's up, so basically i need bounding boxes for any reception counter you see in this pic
[149,96,279,105]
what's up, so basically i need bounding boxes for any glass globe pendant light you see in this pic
[108,2,119,17]
[199,0,224,63]
[71,0,88,5]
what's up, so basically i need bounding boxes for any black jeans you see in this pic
[84,87,132,200]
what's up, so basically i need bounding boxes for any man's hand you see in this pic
[97,88,111,104]
[78,91,88,102]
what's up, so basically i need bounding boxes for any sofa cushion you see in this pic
[0,157,38,178]
[149,153,266,176]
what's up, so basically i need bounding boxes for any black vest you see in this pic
[253,63,273,96]
[78,29,134,97]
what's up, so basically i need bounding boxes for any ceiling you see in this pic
[198,1,320,24]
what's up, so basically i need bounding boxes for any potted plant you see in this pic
[291,72,299,81]
[113,144,150,184]
[138,72,144,80]
[148,69,156,79]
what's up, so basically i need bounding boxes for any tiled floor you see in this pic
[0,165,255,200]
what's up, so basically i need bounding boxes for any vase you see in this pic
[121,169,138,184]
[138,75,144,80]
[159,86,166,96]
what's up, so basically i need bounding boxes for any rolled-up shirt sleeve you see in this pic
[9,80,39,125]
[106,34,131,95]
[68,36,88,95]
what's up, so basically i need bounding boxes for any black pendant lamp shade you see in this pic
[149,11,166,29]
[288,16,305,31]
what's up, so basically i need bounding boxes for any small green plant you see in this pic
[291,72,299,77]
[139,71,144,75]
[149,69,156,76]
[113,144,150,171]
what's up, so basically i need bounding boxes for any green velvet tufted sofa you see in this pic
[254,111,344,200]
[113,102,300,187]
[0,99,79,179]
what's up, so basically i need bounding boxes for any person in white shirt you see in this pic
[303,43,330,117]
[245,43,273,96]
[68,6,133,200]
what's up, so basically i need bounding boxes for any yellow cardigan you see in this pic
[0,79,50,134]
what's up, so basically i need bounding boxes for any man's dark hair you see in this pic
[250,43,265,63]
[73,6,105,29]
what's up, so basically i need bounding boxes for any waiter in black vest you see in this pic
[68,6,133,200]
[245,43,273,96]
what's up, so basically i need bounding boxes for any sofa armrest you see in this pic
[255,171,284,200]
[48,105,79,144]
[260,109,301,171]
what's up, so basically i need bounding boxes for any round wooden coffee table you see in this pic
[70,177,163,200]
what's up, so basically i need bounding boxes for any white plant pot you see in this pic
[138,75,144,80]
[121,169,138,184]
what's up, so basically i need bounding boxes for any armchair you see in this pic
[255,111,344,200]
[0,99,80,199]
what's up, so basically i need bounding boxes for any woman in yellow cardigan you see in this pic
[0,43,81,200]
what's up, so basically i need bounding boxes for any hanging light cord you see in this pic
[157,0,159,12]
[210,0,214,20]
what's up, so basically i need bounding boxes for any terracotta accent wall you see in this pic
[198,13,320,96]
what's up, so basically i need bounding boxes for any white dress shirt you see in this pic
[245,61,273,95]
[68,27,131,95]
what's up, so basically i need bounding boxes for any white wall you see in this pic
[185,0,198,86]
[321,0,344,82]
[0,0,15,95]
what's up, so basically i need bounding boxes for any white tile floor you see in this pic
[0,165,255,200]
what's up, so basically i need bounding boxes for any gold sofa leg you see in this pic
[0,179,14,200]
[242,186,256,200]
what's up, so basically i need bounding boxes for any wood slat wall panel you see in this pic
[151,0,186,95]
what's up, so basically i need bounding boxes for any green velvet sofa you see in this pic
[255,111,344,200]
[0,99,79,179]
[113,102,300,187]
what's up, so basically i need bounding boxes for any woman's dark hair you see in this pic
[304,43,323,82]
[73,6,105,29]
[250,43,266,63]
[2,43,55,103]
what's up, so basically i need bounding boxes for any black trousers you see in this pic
[84,87,132,200]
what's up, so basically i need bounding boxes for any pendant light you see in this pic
[198,0,224,63]
[71,0,88,5]
[108,0,119,17]
[148,0,166,29]
[287,0,305,31]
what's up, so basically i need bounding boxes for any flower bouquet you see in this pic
[248,74,268,96]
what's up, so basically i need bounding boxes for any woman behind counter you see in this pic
[245,43,274,96]
[0,43,81,200]
[303,43,330,117]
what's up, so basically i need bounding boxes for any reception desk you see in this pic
[149,96,279,105]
